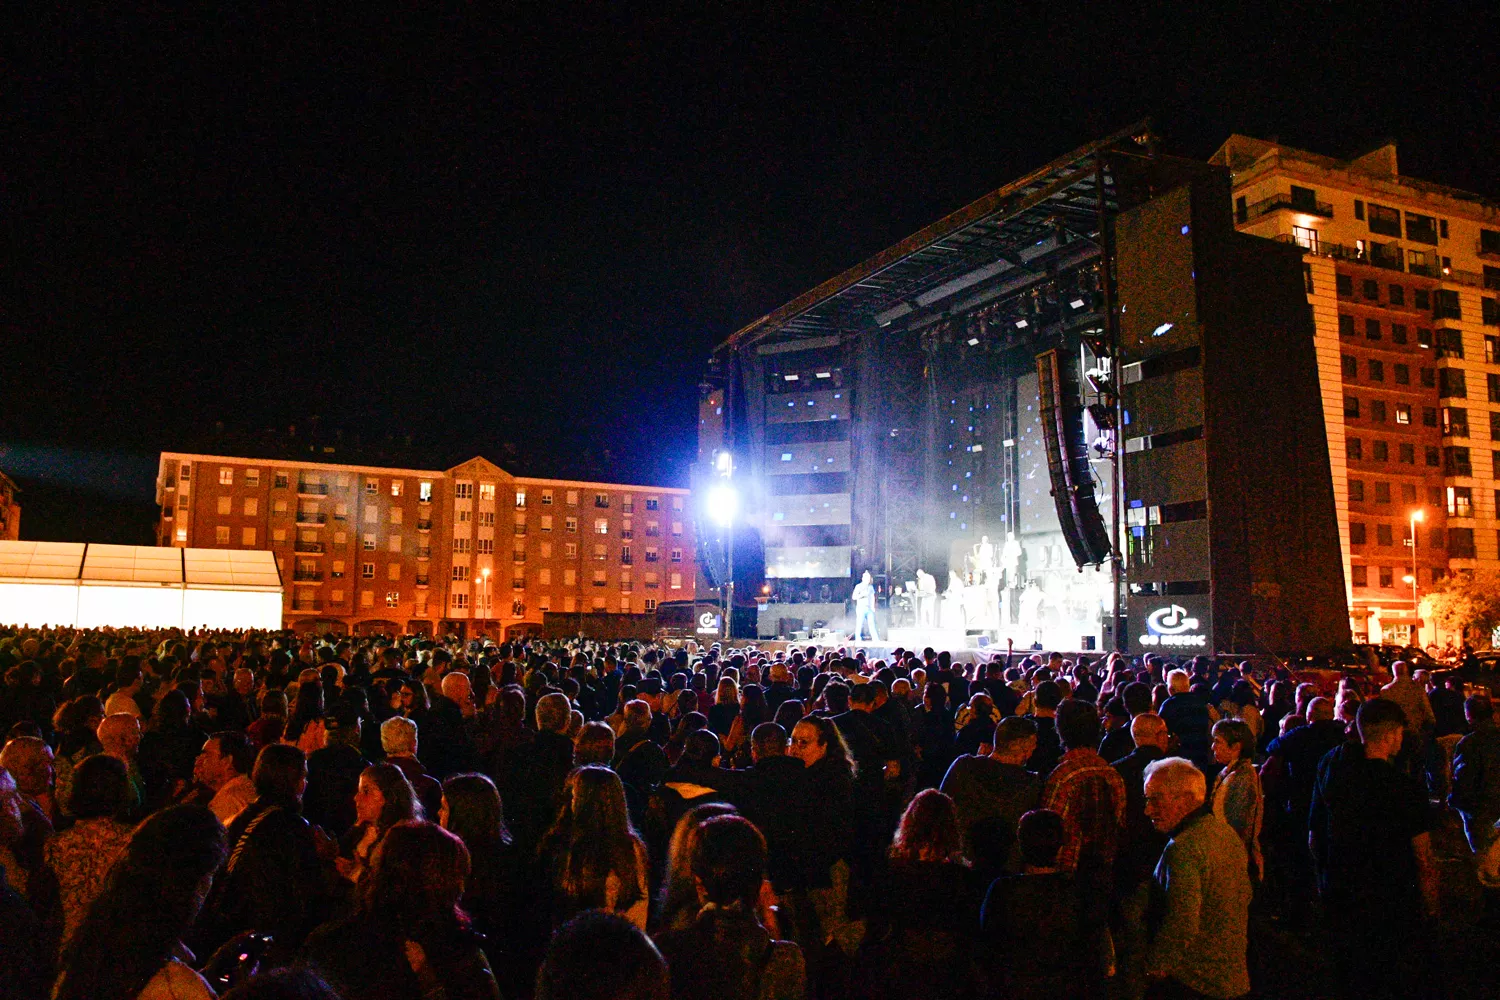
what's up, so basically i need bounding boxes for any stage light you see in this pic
[784,373,799,381]
[1152,322,1174,337]
[707,485,739,526]
[815,371,831,379]
[967,337,980,346]
[714,451,733,475]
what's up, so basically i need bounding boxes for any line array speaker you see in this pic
[1036,348,1113,567]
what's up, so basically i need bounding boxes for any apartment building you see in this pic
[1212,135,1500,645]
[0,471,19,540]
[155,452,695,636]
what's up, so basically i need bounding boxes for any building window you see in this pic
[1391,323,1407,344]
[564,568,577,586]
[477,538,493,554]
[564,542,578,558]
[1406,212,1438,245]
[331,560,345,578]
[539,568,551,585]
[390,508,403,526]
[671,521,683,536]
[1445,447,1473,476]
[419,481,433,502]
[593,570,607,587]
[595,493,610,508]
[1377,524,1393,547]
[645,548,659,563]
[1338,314,1355,336]
[566,490,578,506]
[620,598,632,614]
[1451,527,1477,558]
[1362,279,1380,301]
[1399,443,1416,464]
[621,519,633,539]
[1402,484,1417,503]
[244,497,259,516]
[1379,566,1394,588]
[514,519,526,536]
[218,496,232,515]
[1350,479,1365,502]
[457,510,470,523]
[360,591,374,608]
[1389,284,1405,306]
[1440,369,1468,398]
[1442,407,1470,437]
[1394,363,1410,385]
[512,600,526,617]
[215,525,230,544]
[645,599,658,612]
[1437,328,1465,359]
[1449,486,1474,518]
[1348,438,1363,460]
[362,562,375,579]
[1426,446,1441,466]
[455,482,473,499]
[594,518,609,535]
[566,517,578,533]
[621,546,633,565]
[453,593,469,609]
[1368,203,1402,237]
[1395,405,1411,425]
[1342,355,1357,378]
[1365,318,1381,341]
[478,511,494,526]
[386,591,400,607]
[512,574,525,590]
[242,527,256,546]
[671,548,683,562]
[1368,360,1384,382]
[1421,367,1436,389]
[453,538,471,553]
[219,467,234,486]
[621,496,635,513]
[1350,522,1367,545]
[593,543,607,561]
[363,533,376,551]
[1435,289,1462,320]
[670,573,683,590]
[1336,275,1353,298]
[1373,481,1391,504]
[1370,400,1387,423]
[646,497,660,510]
[1344,395,1361,419]
[475,482,494,501]
[671,496,684,511]
[541,515,553,532]
[1372,440,1389,461]
[542,489,553,505]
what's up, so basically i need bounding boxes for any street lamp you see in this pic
[1409,509,1424,642]
[708,455,737,641]
[481,567,491,637]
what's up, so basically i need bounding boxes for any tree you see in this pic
[1425,570,1500,647]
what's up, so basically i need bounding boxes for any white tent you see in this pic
[0,541,283,629]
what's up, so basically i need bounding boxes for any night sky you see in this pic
[6,5,1498,544]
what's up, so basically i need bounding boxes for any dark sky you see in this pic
[6,4,1498,543]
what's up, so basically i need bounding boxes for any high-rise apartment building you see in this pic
[0,471,19,540]
[1212,136,1500,645]
[155,452,695,636]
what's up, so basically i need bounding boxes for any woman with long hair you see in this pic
[337,762,421,884]
[439,774,513,927]
[723,684,769,767]
[654,801,739,933]
[871,790,981,1000]
[53,804,228,1000]
[138,688,208,808]
[283,680,324,748]
[538,764,651,929]
[303,821,501,1000]
[246,689,288,748]
[706,676,740,738]
[43,753,137,944]
[51,695,105,818]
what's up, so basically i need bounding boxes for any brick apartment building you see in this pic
[156,452,695,636]
[1213,135,1500,646]
[0,471,19,540]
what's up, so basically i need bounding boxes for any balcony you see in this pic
[1441,267,1483,287]
[1275,234,1404,272]
[417,519,432,532]
[417,547,432,560]
[293,571,323,582]
[1244,192,1333,222]
[294,542,326,555]
[295,511,327,525]
[291,601,323,613]
[415,575,430,587]
[297,482,330,497]
[1478,239,1500,261]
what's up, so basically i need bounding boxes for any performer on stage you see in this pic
[852,569,880,641]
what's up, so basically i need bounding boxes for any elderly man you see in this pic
[0,737,56,825]
[1142,757,1252,1000]
[379,716,441,818]
[97,713,145,819]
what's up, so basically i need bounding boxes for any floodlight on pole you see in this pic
[707,484,739,527]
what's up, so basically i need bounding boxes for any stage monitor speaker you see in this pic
[1036,348,1113,567]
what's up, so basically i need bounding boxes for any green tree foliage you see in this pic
[1426,570,1500,647]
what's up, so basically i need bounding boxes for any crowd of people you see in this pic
[0,624,1494,1000]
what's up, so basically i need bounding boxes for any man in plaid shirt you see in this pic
[1042,697,1127,985]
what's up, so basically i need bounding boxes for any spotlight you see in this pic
[706,485,739,526]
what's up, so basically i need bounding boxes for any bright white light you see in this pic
[1015,319,1028,328]
[1152,322,1175,337]
[783,374,799,381]
[1071,298,1086,309]
[714,451,733,474]
[707,485,739,526]
[967,337,980,346]
[815,371,831,379]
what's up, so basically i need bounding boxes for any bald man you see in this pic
[96,714,146,819]
[0,738,55,824]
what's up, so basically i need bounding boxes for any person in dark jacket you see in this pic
[1158,669,1213,770]
[1449,692,1500,908]
[198,743,328,967]
[303,821,502,1000]
[913,682,957,791]
[137,689,208,810]
[723,722,809,894]
[655,815,805,1000]
[1260,695,1347,922]
[1111,713,1170,1000]
[1026,681,1065,777]
[379,716,443,822]
[788,717,861,954]
[304,703,369,837]
[940,715,1040,883]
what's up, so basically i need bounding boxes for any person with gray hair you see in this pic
[1141,756,1251,999]
[379,715,441,819]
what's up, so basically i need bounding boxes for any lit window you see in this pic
[389,508,403,525]
[215,526,230,544]
[516,490,526,508]
[388,563,401,580]
[243,498,258,516]
[566,517,578,533]
[567,491,579,506]
[419,481,433,502]
[539,568,552,585]
[564,568,577,586]
[364,507,378,524]
[541,515,553,532]
[594,543,607,560]
[176,527,187,542]
[219,467,234,486]
[241,527,256,546]
[386,591,400,607]
[245,469,260,487]
[363,533,376,551]
[361,591,375,607]
[671,521,682,536]
[595,518,609,535]
[672,496,684,511]
[218,497,232,515]
[670,572,682,590]
[388,535,402,553]
[593,570,607,586]
[479,483,496,501]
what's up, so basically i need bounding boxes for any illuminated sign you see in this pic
[696,611,720,635]
[1138,603,1207,648]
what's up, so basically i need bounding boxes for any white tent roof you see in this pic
[0,541,282,590]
